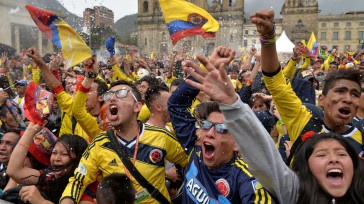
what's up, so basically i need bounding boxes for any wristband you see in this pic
[79,84,91,93]
[85,71,97,79]
[51,84,64,95]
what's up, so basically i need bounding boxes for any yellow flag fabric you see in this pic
[25,5,91,69]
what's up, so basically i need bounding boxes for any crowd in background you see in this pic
[0,8,363,204]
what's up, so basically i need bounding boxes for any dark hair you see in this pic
[292,133,364,204]
[0,106,7,117]
[94,78,108,97]
[145,85,169,111]
[38,134,88,203]
[322,69,362,96]
[170,78,184,88]
[194,101,215,120]
[205,101,221,117]
[3,128,21,145]
[138,75,160,88]
[0,75,16,98]
[109,80,142,102]
[96,173,135,204]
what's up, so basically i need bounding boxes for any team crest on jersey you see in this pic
[251,179,263,190]
[149,149,163,163]
[215,178,230,197]
[77,164,87,175]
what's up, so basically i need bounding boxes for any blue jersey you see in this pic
[168,78,276,204]
[184,146,274,204]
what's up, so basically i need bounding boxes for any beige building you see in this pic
[137,0,364,55]
[318,12,364,52]
[137,0,244,56]
[83,6,115,30]
[0,0,53,56]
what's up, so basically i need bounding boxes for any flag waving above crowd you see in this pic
[307,32,319,58]
[25,5,92,69]
[158,0,220,45]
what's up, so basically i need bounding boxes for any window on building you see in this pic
[346,22,351,27]
[253,30,257,35]
[345,31,351,40]
[360,22,364,27]
[359,31,364,40]
[143,1,149,12]
[252,39,256,45]
[298,19,303,24]
[332,45,338,50]
[245,30,248,35]
[162,32,166,41]
[244,40,248,47]
[321,23,326,28]
[334,22,339,27]
[333,32,339,40]
[229,0,236,6]
[230,34,234,43]
[345,45,350,50]
[145,38,148,46]
[321,32,326,40]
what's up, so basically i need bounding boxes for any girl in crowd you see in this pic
[181,30,364,204]
[7,122,88,204]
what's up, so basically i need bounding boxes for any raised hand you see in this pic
[26,48,46,67]
[250,9,275,35]
[292,46,301,60]
[208,46,236,68]
[183,54,237,105]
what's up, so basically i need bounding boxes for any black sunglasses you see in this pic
[200,120,229,134]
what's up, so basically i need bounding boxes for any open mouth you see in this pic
[109,105,118,115]
[338,107,351,116]
[203,142,216,158]
[326,168,343,185]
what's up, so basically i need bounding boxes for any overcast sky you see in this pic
[58,0,138,20]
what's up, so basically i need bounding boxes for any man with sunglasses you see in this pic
[168,47,276,204]
[61,80,189,204]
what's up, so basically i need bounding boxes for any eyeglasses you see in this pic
[102,88,138,102]
[200,120,228,134]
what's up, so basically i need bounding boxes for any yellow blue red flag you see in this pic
[158,0,219,45]
[307,32,319,57]
[25,5,92,69]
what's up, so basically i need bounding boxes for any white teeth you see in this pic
[110,105,117,109]
[328,169,342,173]
[204,142,212,146]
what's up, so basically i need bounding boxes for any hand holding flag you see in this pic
[25,5,92,69]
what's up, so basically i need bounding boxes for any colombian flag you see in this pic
[307,32,319,58]
[159,0,219,45]
[25,5,92,69]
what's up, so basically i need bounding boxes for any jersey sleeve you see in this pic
[60,136,101,203]
[168,78,200,154]
[72,90,102,140]
[262,69,311,144]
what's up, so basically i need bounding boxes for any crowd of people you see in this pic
[0,8,363,204]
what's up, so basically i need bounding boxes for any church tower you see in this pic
[281,0,320,42]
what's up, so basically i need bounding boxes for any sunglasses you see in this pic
[200,120,229,134]
[103,88,138,102]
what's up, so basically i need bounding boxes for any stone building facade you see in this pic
[318,12,364,51]
[137,0,364,54]
[0,0,53,56]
